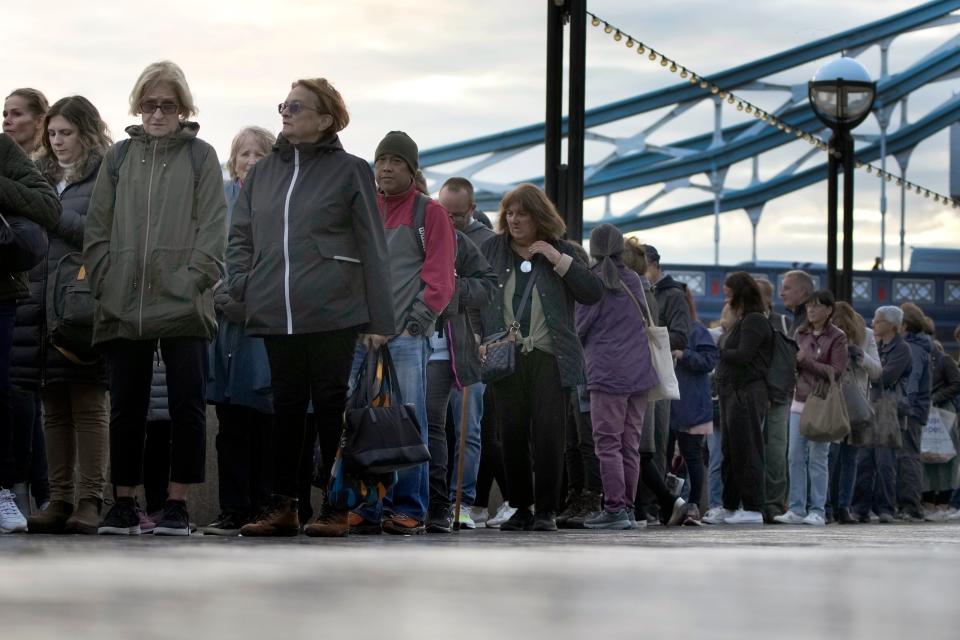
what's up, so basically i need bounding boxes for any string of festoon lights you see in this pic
[587,11,960,209]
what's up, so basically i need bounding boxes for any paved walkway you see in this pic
[2,523,959,639]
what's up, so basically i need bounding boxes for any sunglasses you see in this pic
[278,100,321,115]
[140,101,179,115]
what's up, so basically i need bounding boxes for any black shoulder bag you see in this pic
[0,211,48,273]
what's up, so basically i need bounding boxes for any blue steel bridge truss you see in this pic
[418,0,960,270]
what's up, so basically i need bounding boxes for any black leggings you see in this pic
[676,432,705,505]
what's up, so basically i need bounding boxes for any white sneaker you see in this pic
[724,509,764,525]
[468,506,488,528]
[702,507,734,525]
[924,506,947,522]
[802,512,826,527]
[943,507,960,521]
[0,489,28,533]
[773,511,806,525]
[486,502,517,529]
[456,507,477,530]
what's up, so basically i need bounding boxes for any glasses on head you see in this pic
[140,101,179,115]
[278,100,320,115]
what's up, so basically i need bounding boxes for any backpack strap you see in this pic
[108,139,131,187]
[411,193,428,258]
[109,138,208,206]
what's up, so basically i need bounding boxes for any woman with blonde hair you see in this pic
[3,88,47,155]
[84,61,227,536]
[479,184,602,531]
[827,301,880,524]
[202,126,275,536]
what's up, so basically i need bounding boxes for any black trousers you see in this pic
[215,404,274,517]
[491,348,566,513]
[143,420,171,513]
[564,390,602,494]
[719,380,767,512]
[676,431,705,505]
[0,302,16,488]
[426,360,454,511]
[104,338,208,487]
[475,386,505,509]
[263,328,359,499]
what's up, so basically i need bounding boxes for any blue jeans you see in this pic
[353,335,429,522]
[828,442,858,512]
[787,410,830,516]
[448,382,483,507]
[706,430,723,510]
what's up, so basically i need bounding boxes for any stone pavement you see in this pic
[2,522,959,640]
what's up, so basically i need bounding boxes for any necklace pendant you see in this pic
[520,260,532,273]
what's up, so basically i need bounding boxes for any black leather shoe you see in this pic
[425,507,452,534]
[499,508,535,532]
[533,511,558,532]
[836,507,857,524]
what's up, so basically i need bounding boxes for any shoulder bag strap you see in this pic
[509,265,539,335]
[620,282,653,328]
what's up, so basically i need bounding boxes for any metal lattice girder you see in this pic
[420,0,960,168]
[583,93,960,234]
[468,44,960,211]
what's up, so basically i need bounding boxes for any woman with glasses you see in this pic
[774,290,848,527]
[227,79,394,537]
[83,61,227,536]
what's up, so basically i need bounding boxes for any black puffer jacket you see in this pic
[0,134,61,302]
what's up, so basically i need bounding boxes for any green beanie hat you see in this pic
[375,131,419,173]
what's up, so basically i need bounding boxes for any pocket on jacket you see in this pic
[148,248,196,303]
[97,249,136,321]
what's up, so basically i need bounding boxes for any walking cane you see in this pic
[452,385,470,531]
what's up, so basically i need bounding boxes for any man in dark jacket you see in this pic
[0,133,60,532]
[423,226,497,532]
[640,245,690,519]
[853,305,912,523]
[780,270,814,337]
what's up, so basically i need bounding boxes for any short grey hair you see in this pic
[783,270,815,296]
[874,305,903,329]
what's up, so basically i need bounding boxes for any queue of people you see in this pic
[2,62,960,538]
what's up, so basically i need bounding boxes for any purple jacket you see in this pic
[576,264,659,395]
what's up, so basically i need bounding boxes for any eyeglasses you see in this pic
[278,100,321,115]
[140,101,179,115]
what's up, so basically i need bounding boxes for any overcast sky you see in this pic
[3,0,957,268]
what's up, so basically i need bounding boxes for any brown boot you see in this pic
[304,505,349,538]
[239,495,300,537]
[27,500,73,534]
[65,498,102,535]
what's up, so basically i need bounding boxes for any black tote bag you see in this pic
[342,345,430,474]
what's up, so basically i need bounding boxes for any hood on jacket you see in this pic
[903,331,933,355]
[273,133,344,162]
[654,274,687,293]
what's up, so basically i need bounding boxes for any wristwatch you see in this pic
[405,321,423,336]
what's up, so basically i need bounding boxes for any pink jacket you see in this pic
[794,323,848,402]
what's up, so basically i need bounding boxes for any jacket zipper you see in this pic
[282,149,300,334]
[138,139,159,336]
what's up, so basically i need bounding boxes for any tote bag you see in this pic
[620,283,680,402]
[799,379,851,443]
[921,407,957,464]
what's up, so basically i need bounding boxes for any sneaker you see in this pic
[486,502,517,529]
[877,511,896,524]
[455,506,476,530]
[533,511,557,532]
[426,507,453,534]
[556,490,582,528]
[723,509,764,525]
[201,512,247,536]
[802,512,826,527]
[468,506,488,528]
[153,500,191,536]
[565,490,601,529]
[895,510,924,523]
[0,489,28,533]
[347,511,382,535]
[924,506,947,522]
[584,509,632,530]
[944,507,960,521]
[382,513,425,536]
[856,510,872,524]
[702,507,733,525]
[683,504,703,526]
[98,498,141,535]
[773,511,806,525]
[666,498,689,526]
[835,507,857,525]
[499,508,535,532]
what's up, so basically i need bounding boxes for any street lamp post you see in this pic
[808,58,876,302]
